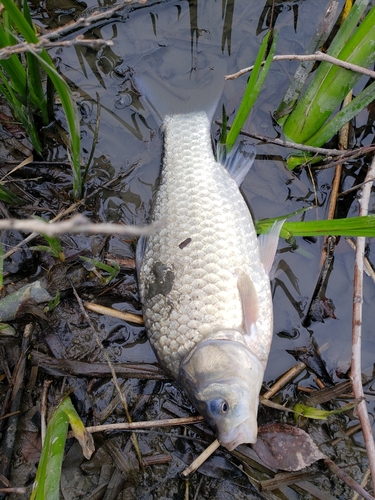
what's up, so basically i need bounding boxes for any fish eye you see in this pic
[208,398,229,416]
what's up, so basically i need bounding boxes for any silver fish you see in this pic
[135,48,282,451]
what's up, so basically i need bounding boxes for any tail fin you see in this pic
[134,45,227,125]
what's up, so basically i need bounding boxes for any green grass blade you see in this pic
[1,0,82,198]
[324,0,369,58]
[282,2,375,145]
[225,30,277,150]
[22,0,48,124]
[30,402,69,500]
[30,396,93,500]
[257,215,375,238]
[275,2,339,125]
[306,79,375,146]
[0,68,43,153]
[0,23,28,99]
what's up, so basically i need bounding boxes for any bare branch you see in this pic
[0,214,159,237]
[0,1,145,59]
[226,51,375,80]
[352,154,375,489]
[40,1,139,42]
[0,37,113,59]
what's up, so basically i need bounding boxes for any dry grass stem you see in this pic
[68,415,205,437]
[345,238,375,284]
[181,439,221,477]
[0,37,113,60]
[40,380,52,446]
[352,153,375,489]
[226,51,375,81]
[0,214,159,238]
[262,361,306,399]
[84,302,144,325]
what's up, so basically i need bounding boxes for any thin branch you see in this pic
[215,120,375,158]
[73,416,205,436]
[40,2,137,41]
[0,37,113,59]
[352,154,375,489]
[0,213,159,237]
[1,170,133,260]
[226,51,375,80]
[71,284,144,467]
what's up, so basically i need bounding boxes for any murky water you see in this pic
[8,0,375,497]
[44,0,375,380]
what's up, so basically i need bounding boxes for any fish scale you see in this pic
[136,48,282,450]
[139,112,272,379]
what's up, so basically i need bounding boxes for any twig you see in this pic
[262,362,306,399]
[0,213,159,238]
[70,284,144,468]
[68,415,205,437]
[324,459,375,500]
[353,468,371,500]
[30,350,166,379]
[84,302,144,325]
[0,488,27,494]
[0,37,113,60]
[225,51,375,80]
[181,440,221,477]
[215,121,345,156]
[321,91,352,263]
[1,170,134,260]
[216,121,375,162]
[40,2,135,41]
[351,154,375,489]
[40,380,52,446]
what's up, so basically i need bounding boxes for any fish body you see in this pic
[136,49,280,450]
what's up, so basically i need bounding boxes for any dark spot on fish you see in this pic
[179,238,192,249]
[146,262,175,300]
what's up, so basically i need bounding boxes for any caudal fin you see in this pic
[134,45,226,125]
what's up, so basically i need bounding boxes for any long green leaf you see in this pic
[22,0,48,124]
[257,215,375,238]
[0,67,42,152]
[30,397,94,500]
[306,79,375,146]
[30,402,69,500]
[282,2,375,145]
[1,0,82,198]
[225,30,277,150]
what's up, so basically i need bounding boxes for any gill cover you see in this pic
[178,336,264,451]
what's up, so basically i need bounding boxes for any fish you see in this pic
[135,47,282,451]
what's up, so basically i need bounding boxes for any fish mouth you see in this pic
[218,416,258,451]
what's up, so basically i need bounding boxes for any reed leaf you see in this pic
[1,0,82,198]
[225,30,277,150]
[257,215,375,238]
[281,1,375,145]
[30,397,94,500]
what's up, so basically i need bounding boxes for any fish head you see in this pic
[178,334,264,451]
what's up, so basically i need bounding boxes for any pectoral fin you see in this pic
[237,272,259,344]
[258,220,285,276]
[135,235,147,284]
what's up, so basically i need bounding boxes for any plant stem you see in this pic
[226,50,375,81]
[352,154,375,489]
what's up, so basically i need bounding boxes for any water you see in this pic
[14,0,375,497]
